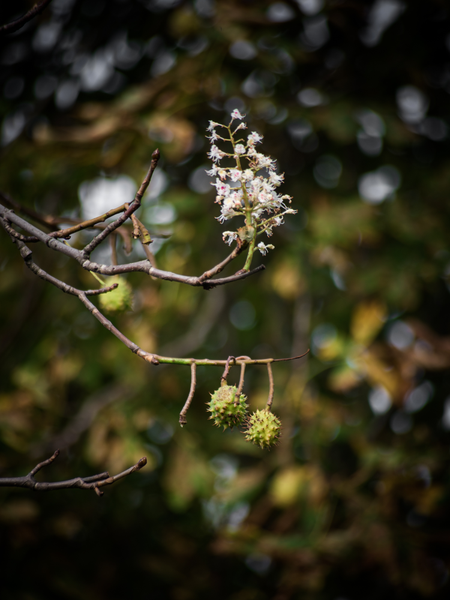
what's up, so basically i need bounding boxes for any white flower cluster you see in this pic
[205,109,296,256]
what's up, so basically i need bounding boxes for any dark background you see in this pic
[1,1,450,598]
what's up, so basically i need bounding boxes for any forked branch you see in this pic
[0,450,147,496]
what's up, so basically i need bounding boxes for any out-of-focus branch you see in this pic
[158,287,225,357]
[0,0,53,35]
[32,385,131,456]
[0,450,147,496]
[0,191,135,250]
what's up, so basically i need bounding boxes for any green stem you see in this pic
[90,271,106,286]
[243,227,257,271]
[141,352,308,367]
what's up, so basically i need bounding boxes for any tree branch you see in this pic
[0,450,147,496]
[0,0,53,35]
[0,203,265,287]
[179,362,197,426]
[82,149,160,256]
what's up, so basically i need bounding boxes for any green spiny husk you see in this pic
[244,409,281,449]
[99,276,133,314]
[207,385,248,430]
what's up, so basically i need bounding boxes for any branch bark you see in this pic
[0,0,53,35]
[0,450,147,496]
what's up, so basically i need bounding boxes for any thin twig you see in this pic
[221,356,236,384]
[0,216,38,242]
[0,235,310,371]
[179,362,197,427]
[12,237,118,297]
[198,242,246,282]
[110,233,118,266]
[0,0,53,35]
[0,450,147,495]
[266,362,274,410]
[82,150,160,256]
[0,203,265,288]
[237,356,250,395]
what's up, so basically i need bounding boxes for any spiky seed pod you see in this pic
[99,276,133,314]
[207,385,248,430]
[244,409,281,449]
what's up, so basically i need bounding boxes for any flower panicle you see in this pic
[205,110,297,257]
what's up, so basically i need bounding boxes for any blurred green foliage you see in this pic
[1,1,450,598]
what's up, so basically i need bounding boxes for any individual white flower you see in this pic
[207,120,220,132]
[269,171,284,186]
[257,242,275,255]
[248,132,263,145]
[255,153,275,169]
[262,179,276,193]
[241,169,255,182]
[206,165,219,176]
[213,178,230,197]
[235,144,246,155]
[222,231,238,245]
[235,122,247,131]
[218,198,239,222]
[208,130,219,142]
[228,190,243,207]
[208,144,225,163]
[218,169,228,181]
[229,169,242,182]
[231,109,245,120]
[258,191,272,205]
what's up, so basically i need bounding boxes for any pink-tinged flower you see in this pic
[258,191,273,205]
[235,144,246,155]
[241,169,255,182]
[208,144,225,163]
[229,191,243,207]
[208,130,219,142]
[213,178,231,197]
[231,109,245,120]
[247,132,263,145]
[234,123,247,131]
[229,169,242,182]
